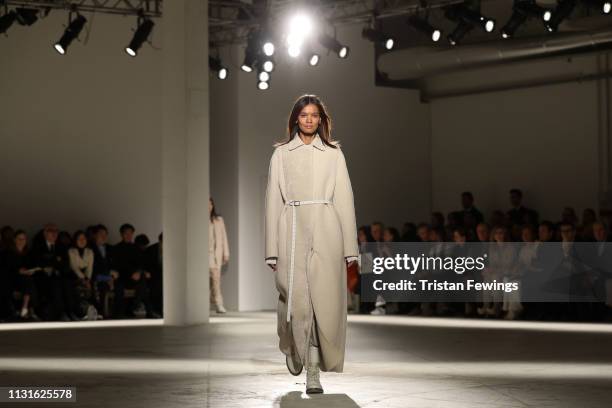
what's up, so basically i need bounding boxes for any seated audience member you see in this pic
[113,224,160,318]
[6,231,40,321]
[31,223,73,321]
[67,230,95,319]
[416,223,430,242]
[579,208,597,242]
[91,224,124,318]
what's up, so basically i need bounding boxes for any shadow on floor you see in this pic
[277,391,361,407]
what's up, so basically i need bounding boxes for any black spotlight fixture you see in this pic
[209,55,228,80]
[407,15,442,42]
[15,7,39,26]
[362,27,395,50]
[54,9,87,55]
[545,0,576,32]
[0,10,17,35]
[583,0,611,14]
[126,12,154,57]
[445,3,496,35]
[318,32,349,58]
[502,0,552,39]
[447,20,474,45]
[241,31,259,72]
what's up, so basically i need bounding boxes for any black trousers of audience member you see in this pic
[34,271,68,320]
[95,279,127,319]
[0,273,16,319]
[122,273,154,317]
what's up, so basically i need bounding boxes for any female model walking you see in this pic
[209,197,230,313]
[264,94,359,394]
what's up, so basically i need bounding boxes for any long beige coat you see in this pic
[209,216,230,269]
[264,132,359,373]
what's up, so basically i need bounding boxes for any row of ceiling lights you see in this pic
[0,5,154,56]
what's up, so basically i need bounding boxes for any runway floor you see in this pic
[1,312,611,407]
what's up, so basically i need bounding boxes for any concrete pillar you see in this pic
[162,0,210,325]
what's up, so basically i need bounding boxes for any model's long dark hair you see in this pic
[274,94,339,149]
[210,196,220,221]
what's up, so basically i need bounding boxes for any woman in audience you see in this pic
[504,225,537,320]
[7,230,40,320]
[67,231,95,319]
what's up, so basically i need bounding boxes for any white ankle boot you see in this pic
[306,345,323,394]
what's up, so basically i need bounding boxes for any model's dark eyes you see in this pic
[300,114,320,119]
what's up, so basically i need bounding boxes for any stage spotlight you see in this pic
[209,56,228,80]
[0,10,17,35]
[584,0,612,14]
[125,18,154,57]
[545,0,576,32]
[262,59,274,72]
[262,41,275,56]
[307,52,319,66]
[318,33,349,58]
[241,32,259,72]
[502,1,552,38]
[258,81,269,90]
[285,12,313,57]
[15,8,38,26]
[362,27,395,50]
[258,71,270,82]
[447,21,474,45]
[54,13,87,55]
[445,4,496,34]
[407,15,442,42]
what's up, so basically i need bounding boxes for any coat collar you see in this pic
[287,132,326,151]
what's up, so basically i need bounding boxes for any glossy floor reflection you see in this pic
[0,312,611,407]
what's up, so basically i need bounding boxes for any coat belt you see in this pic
[284,199,332,323]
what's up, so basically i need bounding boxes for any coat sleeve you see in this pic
[264,148,284,261]
[220,217,230,260]
[333,148,360,258]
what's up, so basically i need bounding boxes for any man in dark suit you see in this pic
[31,223,73,321]
[460,192,484,226]
[507,188,539,227]
[112,224,159,318]
[91,224,126,319]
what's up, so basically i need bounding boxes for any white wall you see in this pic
[429,54,606,223]
[0,11,162,243]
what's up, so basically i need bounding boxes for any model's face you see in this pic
[297,104,321,136]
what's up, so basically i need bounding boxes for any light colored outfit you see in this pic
[209,215,230,306]
[264,133,359,373]
[68,247,94,279]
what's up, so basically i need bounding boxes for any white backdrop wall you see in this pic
[0,12,162,243]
